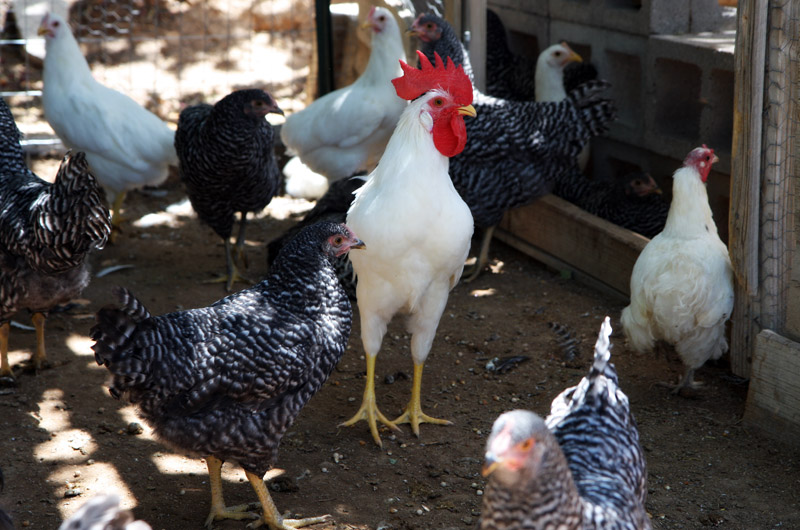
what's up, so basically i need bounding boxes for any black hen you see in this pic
[411,14,615,281]
[554,170,669,238]
[267,177,364,300]
[480,318,650,530]
[91,222,364,529]
[175,89,284,291]
[0,97,111,384]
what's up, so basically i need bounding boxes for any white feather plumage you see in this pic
[280,7,407,182]
[621,157,733,390]
[40,13,176,201]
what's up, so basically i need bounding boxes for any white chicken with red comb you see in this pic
[343,51,476,446]
[621,145,734,394]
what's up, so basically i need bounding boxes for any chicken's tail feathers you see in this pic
[91,287,150,372]
[32,151,112,272]
[567,80,617,137]
[591,316,613,377]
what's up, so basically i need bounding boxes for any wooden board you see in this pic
[496,195,647,299]
[744,330,800,445]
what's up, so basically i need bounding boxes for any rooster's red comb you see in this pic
[392,51,473,104]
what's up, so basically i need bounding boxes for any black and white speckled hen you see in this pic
[480,317,650,530]
[0,97,111,384]
[91,222,364,530]
[410,14,615,281]
[267,177,365,300]
[554,170,668,238]
[175,88,284,291]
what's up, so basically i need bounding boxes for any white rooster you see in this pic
[280,6,406,192]
[621,145,733,394]
[343,51,475,446]
[38,13,177,233]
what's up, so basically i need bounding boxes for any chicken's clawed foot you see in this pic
[339,392,401,448]
[204,502,260,528]
[393,363,452,436]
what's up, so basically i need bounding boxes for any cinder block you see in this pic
[488,0,549,17]
[550,21,648,146]
[488,5,550,53]
[643,32,735,173]
[548,0,692,36]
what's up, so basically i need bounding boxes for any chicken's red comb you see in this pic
[392,51,473,104]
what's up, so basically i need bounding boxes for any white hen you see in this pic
[535,42,588,171]
[280,6,406,184]
[38,13,177,230]
[621,145,733,394]
[343,52,475,446]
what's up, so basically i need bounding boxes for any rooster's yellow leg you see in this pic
[204,456,260,528]
[463,225,496,283]
[244,470,331,529]
[339,354,401,447]
[31,312,49,371]
[204,238,253,292]
[393,362,452,436]
[0,322,13,382]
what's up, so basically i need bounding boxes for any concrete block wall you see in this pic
[486,0,736,239]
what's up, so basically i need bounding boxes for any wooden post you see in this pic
[464,0,486,93]
[729,0,769,377]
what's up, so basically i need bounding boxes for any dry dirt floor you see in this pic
[0,168,799,530]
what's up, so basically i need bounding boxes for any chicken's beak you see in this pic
[270,106,285,117]
[712,154,719,164]
[407,28,419,37]
[561,42,583,64]
[360,20,374,30]
[349,238,366,251]
[482,456,500,478]
[37,26,49,36]
[458,104,477,118]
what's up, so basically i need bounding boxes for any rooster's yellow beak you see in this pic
[458,104,477,118]
[37,26,48,36]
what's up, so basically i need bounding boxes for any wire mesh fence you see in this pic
[1,0,316,147]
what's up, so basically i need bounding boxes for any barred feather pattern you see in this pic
[553,170,669,238]
[481,318,650,530]
[91,222,354,475]
[416,15,616,228]
[0,99,111,320]
[267,177,364,300]
[175,89,281,240]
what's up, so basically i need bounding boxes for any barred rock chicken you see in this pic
[412,13,615,281]
[343,52,475,446]
[280,6,406,189]
[553,170,668,238]
[38,13,177,234]
[0,97,111,384]
[91,222,364,529]
[58,494,152,530]
[622,146,733,394]
[481,318,650,530]
[175,89,283,291]
[267,177,365,300]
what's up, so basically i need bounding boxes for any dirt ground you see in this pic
[0,165,799,530]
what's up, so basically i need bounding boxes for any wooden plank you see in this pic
[744,330,800,445]
[465,0,487,92]
[497,195,647,298]
[729,0,769,377]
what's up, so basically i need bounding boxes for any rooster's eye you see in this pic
[433,97,444,107]
[519,439,534,451]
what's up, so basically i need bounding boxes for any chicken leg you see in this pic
[204,238,252,292]
[392,362,451,435]
[339,354,401,447]
[109,191,127,244]
[31,312,49,371]
[0,322,13,384]
[204,456,260,528]
[463,226,495,283]
[244,469,330,529]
